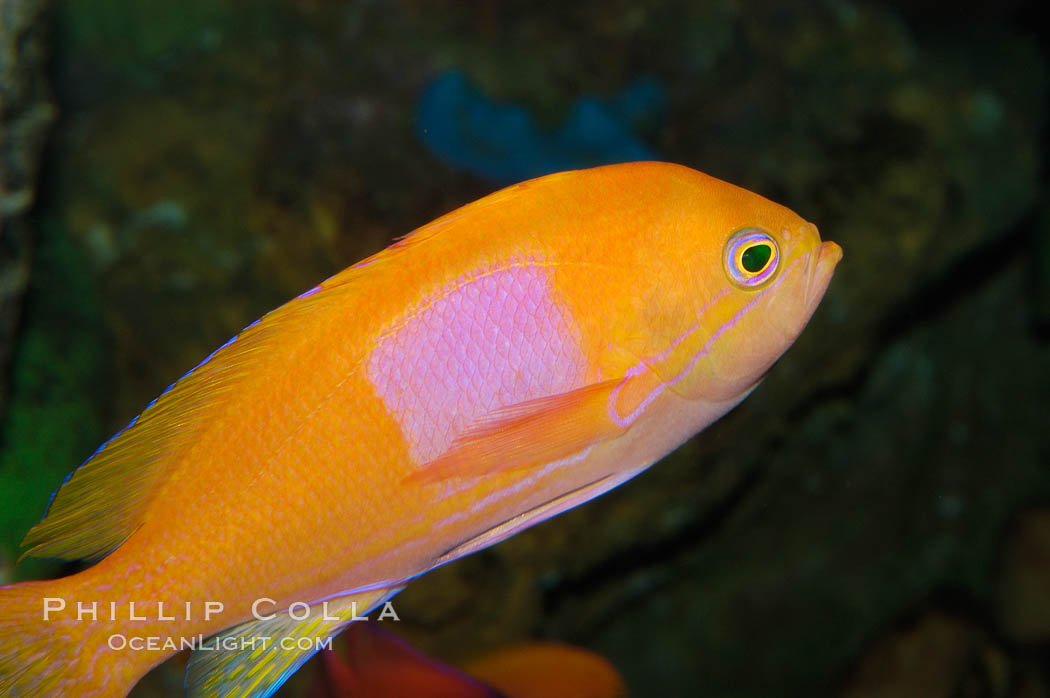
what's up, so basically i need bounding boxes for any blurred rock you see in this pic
[838,609,1043,698]
[995,509,1050,644]
[0,222,106,581]
[0,0,56,417]
[1034,202,1050,337]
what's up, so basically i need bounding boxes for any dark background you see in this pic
[1,1,1048,696]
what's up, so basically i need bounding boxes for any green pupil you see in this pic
[741,244,772,273]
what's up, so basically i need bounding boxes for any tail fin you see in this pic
[0,578,135,697]
[0,579,68,695]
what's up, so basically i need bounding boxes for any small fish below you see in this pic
[309,622,627,698]
[0,161,840,697]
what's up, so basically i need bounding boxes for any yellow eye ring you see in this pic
[724,228,780,289]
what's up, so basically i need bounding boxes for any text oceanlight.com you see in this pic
[108,634,337,652]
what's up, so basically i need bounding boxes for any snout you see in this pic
[803,240,842,312]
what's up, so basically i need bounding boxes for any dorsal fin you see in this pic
[19,276,358,563]
[382,170,578,255]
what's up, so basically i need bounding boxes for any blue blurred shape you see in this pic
[416,70,665,183]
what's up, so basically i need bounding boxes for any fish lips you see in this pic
[803,239,843,314]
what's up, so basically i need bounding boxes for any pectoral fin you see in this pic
[406,368,664,486]
[402,381,616,486]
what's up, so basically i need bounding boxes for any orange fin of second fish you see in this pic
[464,642,628,698]
[313,622,504,698]
[405,374,656,486]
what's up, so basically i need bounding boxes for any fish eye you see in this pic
[724,228,780,289]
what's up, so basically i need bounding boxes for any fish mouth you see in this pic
[802,237,842,312]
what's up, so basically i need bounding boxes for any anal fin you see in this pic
[185,588,400,698]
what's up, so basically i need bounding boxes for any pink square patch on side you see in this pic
[367,263,587,464]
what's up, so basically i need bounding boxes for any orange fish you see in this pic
[0,162,840,696]
[310,622,625,698]
[309,622,498,698]
[464,642,627,698]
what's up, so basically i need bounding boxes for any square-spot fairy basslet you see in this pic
[0,162,841,697]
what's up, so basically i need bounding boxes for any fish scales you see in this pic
[0,162,841,697]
